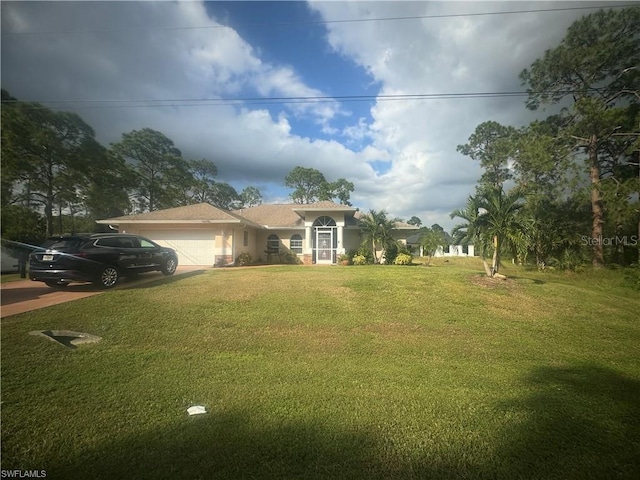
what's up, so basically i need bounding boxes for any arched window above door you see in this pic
[313,216,336,227]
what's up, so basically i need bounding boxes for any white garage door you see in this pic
[138,229,216,266]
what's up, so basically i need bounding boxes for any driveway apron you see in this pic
[0,266,205,318]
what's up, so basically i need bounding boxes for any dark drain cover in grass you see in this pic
[29,330,102,349]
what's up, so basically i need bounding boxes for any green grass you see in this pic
[1,272,25,283]
[2,262,639,479]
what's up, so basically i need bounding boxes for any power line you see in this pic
[0,90,574,111]
[3,91,531,104]
[2,4,635,36]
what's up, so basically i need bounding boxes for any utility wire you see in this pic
[2,92,531,104]
[1,90,589,110]
[1,4,635,36]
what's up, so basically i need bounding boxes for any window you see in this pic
[140,239,157,248]
[43,238,83,250]
[267,234,280,254]
[462,245,469,255]
[443,245,450,254]
[96,237,139,248]
[94,237,121,248]
[243,231,249,247]
[290,234,302,253]
[313,216,336,227]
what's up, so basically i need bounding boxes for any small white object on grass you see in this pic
[187,405,207,416]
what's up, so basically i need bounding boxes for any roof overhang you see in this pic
[292,207,357,213]
[291,206,358,220]
[95,219,265,228]
[261,226,305,230]
[96,219,241,224]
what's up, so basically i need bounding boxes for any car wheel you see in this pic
[161,256,178,276]
[96,265,119,289]
[44,280,69,288]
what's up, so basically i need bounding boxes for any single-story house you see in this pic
[97,201,418,266]
[406,232,475,258]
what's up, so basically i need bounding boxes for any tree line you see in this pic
[1,90,263,241]
[284,166,354,205]
[450,7,639,273]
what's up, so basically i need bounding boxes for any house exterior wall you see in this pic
[113,211,419,266]
[255,229,306,262]
[254,212,355,263]
[232,227,258,260]
[213,228,234,265]
[342,228,362,252]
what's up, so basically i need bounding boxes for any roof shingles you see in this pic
[233,204,304,228]
[101,203,244,223]
[100,201,418,230]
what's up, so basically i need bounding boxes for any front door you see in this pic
[316,229,333,264]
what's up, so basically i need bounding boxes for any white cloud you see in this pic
[1,0,604,228]
[306,0,596,225]
[1,1,363,189]
[342,117,370,143]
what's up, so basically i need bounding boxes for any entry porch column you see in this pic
[305,226,312,251]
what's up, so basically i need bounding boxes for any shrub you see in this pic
[235,252,252,266]
[548,249,588,272]
[352,254,368,265]
[385,242,412,264]
[384,242,399,265]
[281,252,302,265]
[215,257,228,267]
[399,244,413,255]
[393,253,413,265]
[355,246,374,264]
[337,253,351,265]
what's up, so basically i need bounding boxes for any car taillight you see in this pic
[73,252,89,258]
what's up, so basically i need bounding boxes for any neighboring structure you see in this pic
[406,232,475,258]
[1,247,20,273]
[97,201,417,266]
[433,244,475,257]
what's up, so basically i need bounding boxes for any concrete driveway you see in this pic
[0,266,207,319]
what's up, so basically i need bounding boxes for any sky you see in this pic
[1,1,631,230]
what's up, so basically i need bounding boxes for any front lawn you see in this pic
[1,272,25,283]
[1,263,639,479]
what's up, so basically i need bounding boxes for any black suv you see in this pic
[29,233,179,288]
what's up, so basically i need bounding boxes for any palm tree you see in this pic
[450,196,486,253]
[451,188,526,278]
[420,228,446,266]
[358,209,400,264]
[476,187,526,277]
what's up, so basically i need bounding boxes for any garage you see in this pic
[136,229,217,266]
[96,204,254,267]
